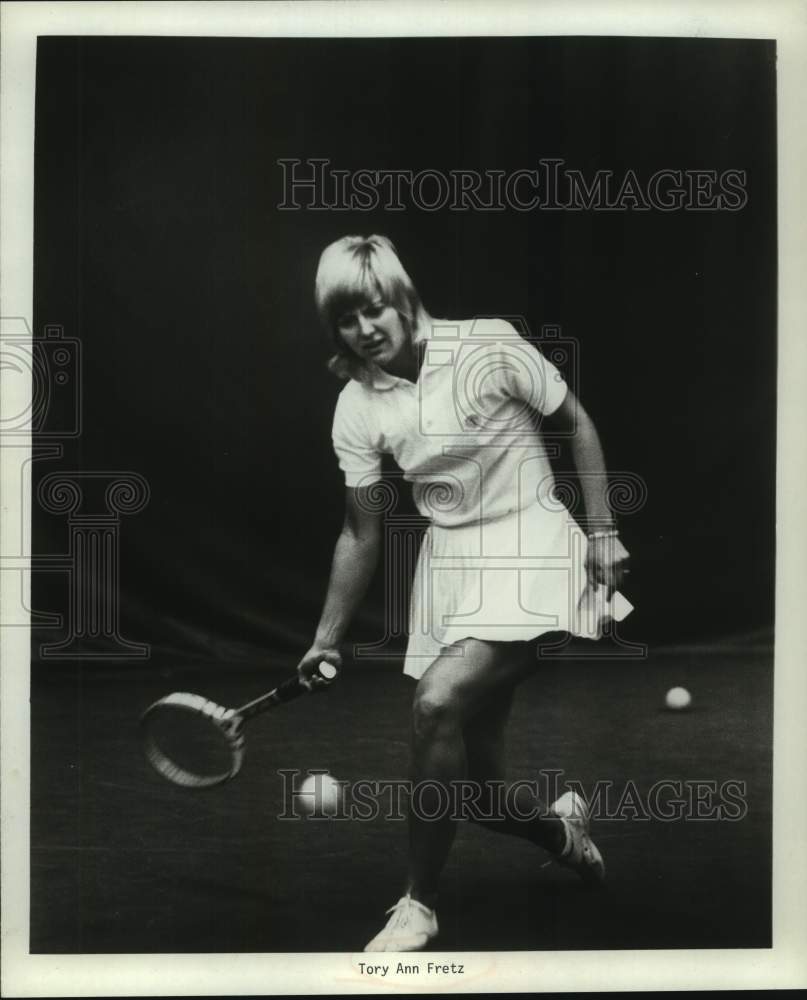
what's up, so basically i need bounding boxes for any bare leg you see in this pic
[463,685,565,853]
[405,637,547,907]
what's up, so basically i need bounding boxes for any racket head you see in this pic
[140,692,244,789]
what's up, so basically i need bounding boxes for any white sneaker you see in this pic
[364,894,439,952]
[550,790,606,884]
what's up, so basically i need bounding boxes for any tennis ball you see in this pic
[665,686,692,711]
[296,772,342,816]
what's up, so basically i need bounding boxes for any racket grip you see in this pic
[317,661,338,681]
[296,660,338,692]
[273,673,311,703]
[276,661,337,699]
[238,662,338,718]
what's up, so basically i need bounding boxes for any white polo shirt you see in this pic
[331,318,569,528]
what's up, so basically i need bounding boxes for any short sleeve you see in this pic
[331,386,383,487]
[496,323,568,416]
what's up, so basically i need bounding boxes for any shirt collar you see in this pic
[366,365,402,391]
[364,323,435,392]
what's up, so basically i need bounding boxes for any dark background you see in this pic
[28,34,776,957]
[33,35,776,661]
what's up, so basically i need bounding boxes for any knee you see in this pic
[412,685,457,742]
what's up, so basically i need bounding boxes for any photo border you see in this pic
[2,0,805,994]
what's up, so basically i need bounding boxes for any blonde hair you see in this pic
[314,235,428,381]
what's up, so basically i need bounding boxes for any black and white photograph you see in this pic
[2,1,806,995]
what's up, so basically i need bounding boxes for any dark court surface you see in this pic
[30,641,772,953]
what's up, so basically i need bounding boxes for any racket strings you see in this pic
[141,667,332,789]
[141,699,243,788]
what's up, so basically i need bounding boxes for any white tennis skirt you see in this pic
[403,500,633,679]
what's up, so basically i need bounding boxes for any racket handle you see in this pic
[237,661,337,719]
[318,662,338,681]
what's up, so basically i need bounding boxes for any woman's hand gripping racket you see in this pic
[140,661,338,789]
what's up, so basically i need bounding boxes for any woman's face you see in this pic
[336,298,409,369]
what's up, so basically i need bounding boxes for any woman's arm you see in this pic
[543,390,630,598]
[296,485,383,688]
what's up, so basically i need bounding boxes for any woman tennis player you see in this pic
[296,234,632,952]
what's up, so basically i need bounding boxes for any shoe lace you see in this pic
[384,895,430,931]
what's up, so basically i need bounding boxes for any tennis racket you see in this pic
[140,661,338,789]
